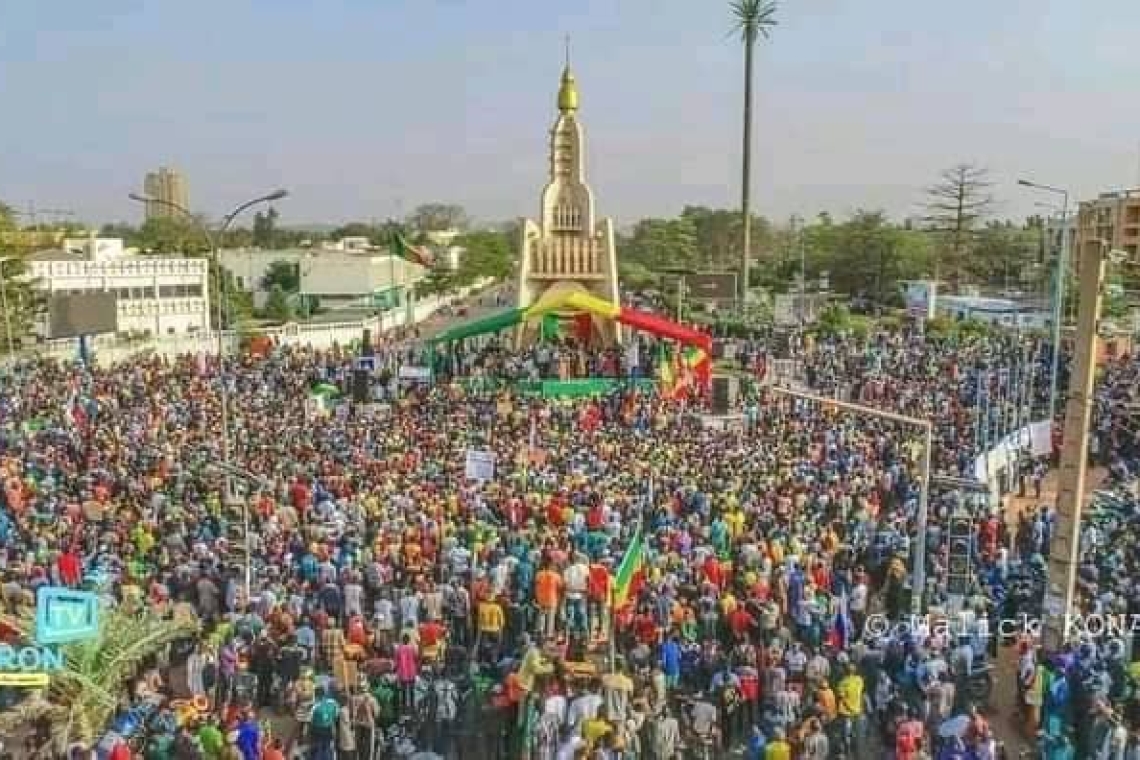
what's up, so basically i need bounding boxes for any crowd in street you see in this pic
[0,321,1139,759]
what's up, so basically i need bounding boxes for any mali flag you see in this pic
[390,230,435,267]
[612,524,645,608]
[656,350,675,396]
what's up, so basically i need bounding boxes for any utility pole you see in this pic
[791,214,806,325]
[1041,239,1106,649]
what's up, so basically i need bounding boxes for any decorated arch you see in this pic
[430,291,712,388]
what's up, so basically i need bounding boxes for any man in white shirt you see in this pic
[567,690,603,735]
[652,710,682,759]
[563,554,590,635]
[373,595,396,647]
[849,577,868,635]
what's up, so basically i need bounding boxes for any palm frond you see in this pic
[7,603,202,756]
[729,0,779,41]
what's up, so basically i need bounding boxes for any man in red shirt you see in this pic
[728,605,756,641]
[587,559,611,640]
[57,547,81,587]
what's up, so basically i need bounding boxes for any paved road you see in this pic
[416,283,513,340]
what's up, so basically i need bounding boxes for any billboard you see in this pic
[685,273,737,304]
[49,292,118,338]
[903,280,937,321]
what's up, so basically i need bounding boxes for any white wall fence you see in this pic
[26,280,493,367]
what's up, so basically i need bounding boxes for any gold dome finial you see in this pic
[558,35,578,113]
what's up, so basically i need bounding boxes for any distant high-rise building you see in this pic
[142,167,189,221]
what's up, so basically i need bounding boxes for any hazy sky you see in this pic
[2,0,1138,228]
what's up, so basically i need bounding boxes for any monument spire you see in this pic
[558,37,578,113]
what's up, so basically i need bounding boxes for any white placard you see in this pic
[464,449,496,482]
[398,365,432,382]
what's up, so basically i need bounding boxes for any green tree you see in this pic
[134,216,208,254]
[788,211,931,304]
[454,229,513,283]
[263,284,294,322]
[0,604,199,756]
[260,260,300,292]
[729,0,778,301]
[623,217,699,272]
[210,260,253,329]
[969,221,1038,287]
[923,163,995,287]
[0,203,46,350]
[252,206,280,248]
[408,203,468,233]
[680,206,774,273]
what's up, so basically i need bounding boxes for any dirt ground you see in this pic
[988,466,1107,756]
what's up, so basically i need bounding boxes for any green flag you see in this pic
[390,230,435,267]
[612,525,644,608]
[541,313,562,342]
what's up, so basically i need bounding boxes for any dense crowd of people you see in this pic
[1,314,1139,760]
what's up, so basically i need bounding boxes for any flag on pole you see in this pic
[656,347,675,396]
[390,230,435,267]
[612,523,645,608]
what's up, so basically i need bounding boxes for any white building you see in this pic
[935,295,1049,329]
[28,245,210,337]
[218,248,427,310]
[299,253,425,304]
[320,236,372,252]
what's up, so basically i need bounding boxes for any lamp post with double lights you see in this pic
[0,256,15,354]
[128,189,287,593]
[1017,178,1069,425]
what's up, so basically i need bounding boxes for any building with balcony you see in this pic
[27,245,209,336]
[1074,188,1140,274]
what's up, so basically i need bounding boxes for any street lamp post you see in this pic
[0,256,15,354]
[208,461,271,603]
[767,383,933,616]
[129,189,286,599]
[1018,179,1069,425]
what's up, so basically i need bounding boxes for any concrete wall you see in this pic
[28,279,493,367]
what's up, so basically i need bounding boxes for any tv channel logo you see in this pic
[35,587,99,645]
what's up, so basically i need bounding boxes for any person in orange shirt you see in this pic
[587,558,612,641]
[534,563,563,638]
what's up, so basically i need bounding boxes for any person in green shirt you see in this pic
[197,716,225,759]
[144,733,174,760]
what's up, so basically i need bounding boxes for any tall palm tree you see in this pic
[730,0,778,307]
[0,604,200,757]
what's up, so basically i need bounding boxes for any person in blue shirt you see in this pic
[236,710,260,760]
[745,724,767,760]
[661,634,682,690]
